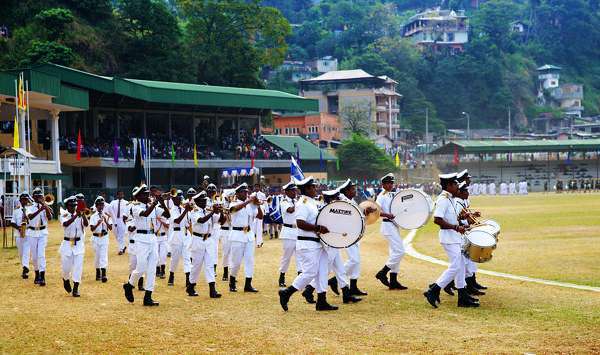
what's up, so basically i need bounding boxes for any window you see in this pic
[447,32,455,42]
[285,128,289,135]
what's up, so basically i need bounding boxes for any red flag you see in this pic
[250,150,255,169]
[76,129,82,161]
[453,146,459,166]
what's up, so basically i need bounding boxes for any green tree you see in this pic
[336,133,396,179]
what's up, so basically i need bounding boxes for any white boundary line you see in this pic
[403,229,600,293]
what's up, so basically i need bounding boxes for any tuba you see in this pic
[44,193,55,206]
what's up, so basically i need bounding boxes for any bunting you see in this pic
[395,152,400,167]
[193,144,199,167]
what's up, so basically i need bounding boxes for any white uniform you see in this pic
[509,182,516,195]
[108,198,128,252]
[499,183,508,195]
[456,198,477,278]
[291,195,328,293]
[519,181,528,195]
[125,204,137,273]
[339,194,361,280]
[488,182,496,195]
[59,211,86,283]
[220,207,232,269]
[11,205,30,269]
[433,192,466,289]
[154,206,170,269]
[169,204,192,275]
[229,199,259,279]
[128,203,160,292]
[189,207,215,284]
[376,190,405,273]
[26,203,51,273]
[252,191,266,245]
[90,210,111,269]
[207,198,221,271]
[279,195,300,274]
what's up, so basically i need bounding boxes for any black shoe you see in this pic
[96,268,101,281]
[349,279,367,296]
[229,276,237,292]
[138,277,145,291]
[143,291,159,306]
[278,272,286,287]
[168,272,174,286]
[21,266,29,279]
[118,250,124,256]
[213,264,217,277]
[458,288,480,308]
[167,251,171,258]
[328,277,339,295]
[160,265,166,279]
[375,266,390,287]
[63,279,72,293]
[222,267,229,282]
[466,276,486,295]
[278,286,297,311]
[472,274,487,290]
[39,271,46,286]
[185,272,191,288]
[186,283,199,297]
[244,277,259,292]
[389,273,408,290]
[342,286,362,304]
[34,270,40,284]
[123,282,135,303]
[209,282,222,298]
[316,292,338,311]
[101,268,108,283]
[424,283,441,308]
[443,280,455,296]
[156,266,160,277]
[72,282,80,297]
[302,285,316,304]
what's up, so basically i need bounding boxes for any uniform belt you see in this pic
[173,227,182,231]
[283,223,296,228]
[156,232,166,236]
[93,231,108,237]
[64,237,81,245]
[192,232,211,240]
[232,226,250,232]
[383,219,394,223]
[136,230,153,234]
[297,236,320,243]
[221,226,230,230]
[28,225,46,230]
[129,239,135,244]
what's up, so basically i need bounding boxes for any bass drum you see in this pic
[316,200,365,248]
[390,189,434,230]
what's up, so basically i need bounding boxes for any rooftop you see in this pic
[537,64,562,71]
[429,139,600,155]
[302,69,373,82]
[262,135,336,161]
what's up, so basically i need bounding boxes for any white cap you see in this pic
[94,196,105,204]
[186,188,197,195]
[64,196,77,204]
[322,189,339,197]
[381,173,395,183]
[294,176,316,187]
[192,191,207,200]
[282,181,296,190]
[203,175,210,180]
[132,184,149,196]
[235,183,249,192]
[338,178,354,192]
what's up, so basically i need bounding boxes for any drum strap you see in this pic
[297,236,320,243]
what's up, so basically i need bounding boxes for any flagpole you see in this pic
[25,79,32,191]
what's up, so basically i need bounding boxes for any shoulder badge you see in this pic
[302,197,308,204]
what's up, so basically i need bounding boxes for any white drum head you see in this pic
[466,230,496,247]
[482,219,501,232]
[316,201,365,248]
[471,224,499,236]
[390,189,434,229]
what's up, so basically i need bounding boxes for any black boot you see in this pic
[168,272,174,286]
[278,272,286,287]
[389,273,408,290]
[96,268,101,281]
[160,265,166,279]
[123,282,135,303]
[457,288,480,308]
[349,279,368,296]
[466,276,485,296]
[21,266,29,279]
[424,283,441,308]
[342,286,362,304]
[138,277,145,291]
[63,279,72,293]
[143,290,159,306]
[72,282,80,297]
[39,271,46,286]
[316,292,338,311]
[101,268,108,283]
[244,277,258,292]
[156,266,160,277]
[472,274,487,290]
[302,285,316,304]
[328,277,339,295]
[185,272,191,288]
[186,283,198,297]
[443,280,455,296]
[375,265,390,287]
[213,264,217,277]
[34,270,40,284]
[222,267,229,281]
[229,276,237,292]
[278,286,297,311]
[209,282,222,298]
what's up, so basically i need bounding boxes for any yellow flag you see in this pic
[193,144,198,167]
[395,152,400,167]
[13,115,19,148]
[17,74,26,111]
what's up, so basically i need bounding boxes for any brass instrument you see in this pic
[83,208,93,218]
[19,205,28,238]
[43,193,55,206]
[169,188,178,197]
[358,200,381,225]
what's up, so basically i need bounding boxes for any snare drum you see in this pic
[463,229,497,263]
[390,189,434,229]
[316,200,365,248]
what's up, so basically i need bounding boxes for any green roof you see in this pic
[429,139,600,155]
[262,135,336,161]
[0,63,318,112]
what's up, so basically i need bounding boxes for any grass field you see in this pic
[1,193,599,353]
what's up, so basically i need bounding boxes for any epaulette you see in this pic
[302,197,308,204]
[62,213,70,218]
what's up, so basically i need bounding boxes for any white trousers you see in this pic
[93,240,109,268]
[30,235,48,272]
[211,233,219,269]
[129,241,158,292]
[157,239,168,266]
[464,256,478,278]
[190,244,216,284]
[230,241,255,278]
[292,248,328,293]
[169,239,192,274]
[344,243,361,280]
[326,247,348,288]
[279,239,300,274]
[61,253,84,282]
[113,222,126,251]
[16,235,30,268]
[435,243,466,289]
[221,232,232,267]
[383,230,405,273]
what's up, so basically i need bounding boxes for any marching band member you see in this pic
[154,196,170,280]
[374,174,407,290]
[219,188,235,282]
[168,190,192,287]
[206,184,220,276]
[124,199,144,290]
[90,196,112,283]
[278,176,338,311]
[277,182,300,287]
[27,188,53,286]
[186,191,222,298]
[60,196,89,297]
[423,173,479,308]
[251,183,266,248]
[338,179,368,296]
[228,183,263,293]
[123,185,170,306]
[108,190,128,255]
[10,193,32,279]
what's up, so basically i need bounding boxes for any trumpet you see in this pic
[44,193,55,206]
[169,188,178,197]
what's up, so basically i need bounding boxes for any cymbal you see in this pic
[359,200,381,225]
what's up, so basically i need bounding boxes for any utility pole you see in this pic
[508,106,512,140]
[425,107,429,147]
[462,111,470,140]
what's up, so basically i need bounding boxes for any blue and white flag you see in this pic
[269,195,283,223]
[290,156,304,181]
